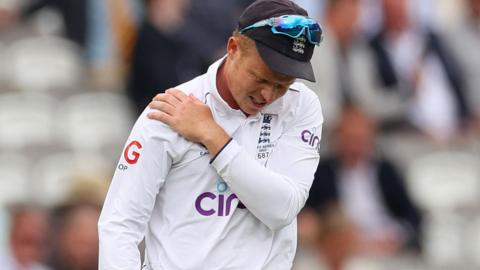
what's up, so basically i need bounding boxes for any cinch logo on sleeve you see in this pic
[195,180,246,217]
[301,128,320,152]
[124,140,143,165]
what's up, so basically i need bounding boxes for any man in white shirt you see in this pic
[98,0,324,269]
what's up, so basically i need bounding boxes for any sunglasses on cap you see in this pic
[239,15,323,45]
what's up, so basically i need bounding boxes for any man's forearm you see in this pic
[210,140,316,231]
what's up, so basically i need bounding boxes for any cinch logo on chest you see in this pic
[195,180,246,216]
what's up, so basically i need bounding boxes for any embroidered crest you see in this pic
[292,36,306,54]
[256,114,276,162]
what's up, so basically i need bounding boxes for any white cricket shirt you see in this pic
[98,58,323,270]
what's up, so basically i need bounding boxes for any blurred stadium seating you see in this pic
[4,36,83,93]
[31,152,112,206]
[55,92,134,153]
[406,151,480,212]
[0,1,478,269]
[0,153,30,207]
[0,92,57,150]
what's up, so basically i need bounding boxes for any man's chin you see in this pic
[240,106,259,116]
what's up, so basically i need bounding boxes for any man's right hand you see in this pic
[148,88,231,157]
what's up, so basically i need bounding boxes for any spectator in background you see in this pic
[127,0,254,115]
[127,0,203,115]
[445,0,480,133]
[0,204,50,270]
[88,0,141,89]
[304,0,363,132]
[358,0,471,142]
[302,106,422,270]
[47,203,100,270]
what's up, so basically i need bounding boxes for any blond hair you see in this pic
[232,30,256,56]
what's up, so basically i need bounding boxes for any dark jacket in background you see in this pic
[127,20,207,115]
[369,28,472,128]
[127,0,255,115]
[306,156,423,251]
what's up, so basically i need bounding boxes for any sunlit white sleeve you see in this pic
[98,110,181,270]
[211,96,323,231]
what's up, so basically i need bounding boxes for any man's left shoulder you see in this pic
[288,81,319,99]
[284,81,322,113]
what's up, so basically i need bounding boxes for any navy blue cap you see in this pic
[238,0,317,82]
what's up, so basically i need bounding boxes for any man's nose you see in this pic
[260,86,275,103]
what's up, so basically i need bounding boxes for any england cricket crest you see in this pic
[255,113,276,164]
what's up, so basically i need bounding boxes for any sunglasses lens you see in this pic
[241,15,322,45]
[308,23,321,32]
[309,29,322,44]
[274,16,322,42]
[274,24,304,37]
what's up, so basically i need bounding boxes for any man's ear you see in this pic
[226,36,240,58]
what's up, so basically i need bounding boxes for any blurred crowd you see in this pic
[0,0,478,269]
